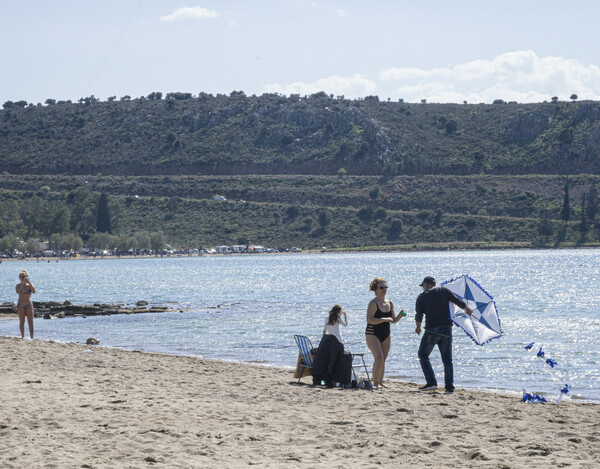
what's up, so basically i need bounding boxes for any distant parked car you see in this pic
[291,247,302,252]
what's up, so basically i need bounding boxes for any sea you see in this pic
[1,249,599,402]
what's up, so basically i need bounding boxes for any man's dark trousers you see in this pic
[418,326,454,392]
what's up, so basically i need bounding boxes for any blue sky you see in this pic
[2,0,600,104]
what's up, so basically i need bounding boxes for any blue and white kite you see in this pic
[442,275,503,345]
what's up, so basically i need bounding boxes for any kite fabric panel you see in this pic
[442,275,503,345]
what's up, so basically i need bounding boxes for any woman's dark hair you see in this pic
[327,304,342,325]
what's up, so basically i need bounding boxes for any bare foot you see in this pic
[380,382,389,389]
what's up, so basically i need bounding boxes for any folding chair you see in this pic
[294,334,315,383]
[349,353,371,384]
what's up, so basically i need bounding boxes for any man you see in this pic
[415,276,472,394]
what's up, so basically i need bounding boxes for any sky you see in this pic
[2,0,600,104]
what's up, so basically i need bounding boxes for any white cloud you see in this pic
[293,1,318,7]
[261,51,600,104]
[263,74,377,98]
[330,9,347,18]
[380,51,600,103]
[160,6,219,22]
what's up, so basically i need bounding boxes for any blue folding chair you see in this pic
[294,335,315,383]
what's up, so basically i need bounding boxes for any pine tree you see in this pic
[580,194,588,236]
[317,209,331,228]
[586,183,598,220]
[561,180,570,222]
[96,193,112,233]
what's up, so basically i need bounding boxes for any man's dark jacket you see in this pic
[415,286,467,329]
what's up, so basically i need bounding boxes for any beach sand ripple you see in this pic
[0,337,598,468]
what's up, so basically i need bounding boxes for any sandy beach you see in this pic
[0,337,598,468]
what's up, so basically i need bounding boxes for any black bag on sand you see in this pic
[311,335,352,386]
[328,351,352,387]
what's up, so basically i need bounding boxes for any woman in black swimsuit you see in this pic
[16,270,35,339]
[366,277,404,389]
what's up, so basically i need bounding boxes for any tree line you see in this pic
[0,187,167,254]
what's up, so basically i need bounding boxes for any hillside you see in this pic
[2,93,600,176]
[1,94,599,252]
[0,174,597,252]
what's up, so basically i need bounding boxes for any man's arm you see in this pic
[445,287,473,315]
[415,295,423,334]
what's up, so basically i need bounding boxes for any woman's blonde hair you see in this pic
[369,277,386,292]
[19,270,29,278]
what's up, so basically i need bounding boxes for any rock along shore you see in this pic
[0,300,176,319]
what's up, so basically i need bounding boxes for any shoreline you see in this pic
[3,333,598,404]
[1,336,599,468]
[2,242,600,263]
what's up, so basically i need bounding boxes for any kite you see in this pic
[522,392,547,404]
[526,342,559,368]
[522,342,572,404]
[442,275,503,345]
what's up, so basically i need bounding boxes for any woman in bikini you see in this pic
[16,270,35,339]
[365,277,404,389]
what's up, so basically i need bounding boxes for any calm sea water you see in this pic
[1,250,599,401]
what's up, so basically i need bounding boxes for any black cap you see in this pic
[419,276,436,286]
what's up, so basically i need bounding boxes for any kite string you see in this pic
[424,329,452,338]
[82,0,145,97]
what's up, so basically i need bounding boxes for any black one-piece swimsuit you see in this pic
[365,301,392,342]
